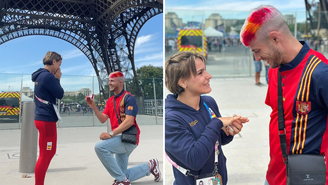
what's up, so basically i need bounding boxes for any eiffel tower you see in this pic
[0,0,163,98]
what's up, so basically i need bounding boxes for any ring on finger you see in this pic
[227,126,234,133]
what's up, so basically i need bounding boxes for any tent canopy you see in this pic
[229,30,238,36]
[204,26,223,37]
[21,94,33,102]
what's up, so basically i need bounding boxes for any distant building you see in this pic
[224,19,240,29]
[64,91,76,97]
[166,12,297,37]
[21,87,34,97]
[21,87,92,97]
[165,12,183,29]
[78,88,91,96]
[64,88,91,97]
[284,14,296,25]
[205,13,224,30]
[205,13,241,32]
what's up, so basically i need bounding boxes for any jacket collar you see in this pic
[279,41,310,72]
[114,89,125,98]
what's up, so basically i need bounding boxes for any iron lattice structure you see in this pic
[0,0,163,98]
[304,0,328,34]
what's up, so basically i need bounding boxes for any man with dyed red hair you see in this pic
[86,71,161,185]
[240,5,328,185]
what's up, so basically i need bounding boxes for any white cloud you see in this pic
[29,61,43,66]
[134,33,162,55]
[1,49,86,74]
[61,63,91,74]
[134,52,163,62]
[80,68,96,77]
[135,34,154,48]
[61,49,85,60]
[60,76,94,91]
[0,74,32,92]
[166,0,305,11]
[0,73,101,94]
[134,46,162,55]
[166,0,308,25]
[1,60,43,73]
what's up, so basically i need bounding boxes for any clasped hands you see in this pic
[218,114,249,136]
[53,68,62,80]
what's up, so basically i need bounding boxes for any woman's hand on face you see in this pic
[54,68,62,80]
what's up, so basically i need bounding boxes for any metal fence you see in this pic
[165,8,328,78]
[0,73,163,129]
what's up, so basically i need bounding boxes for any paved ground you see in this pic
[0,124,163,185]
[0,114,163,130]
[2,76,274,185]
[164,77,271,185]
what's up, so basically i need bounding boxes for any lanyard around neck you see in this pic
[203,102,219,165]
[203,102,217,119]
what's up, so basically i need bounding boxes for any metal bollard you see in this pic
[19,102,37,173]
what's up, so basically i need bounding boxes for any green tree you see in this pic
[288,23,311,36]
[125,78,140,97]
[61,95,75,103]
[134,65,163,99]
[306,1,328,36]
[225,26,231,34]
[76,93,85,103]
[137,65,163,79]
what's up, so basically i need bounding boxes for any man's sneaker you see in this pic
[149,158,161,182]
[112,178,131,185]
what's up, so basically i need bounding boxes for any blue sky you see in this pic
[165,0,309,23]
[0,14,163,92]
[0,1,313,92]
[0,14,163,76]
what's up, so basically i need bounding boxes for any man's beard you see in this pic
[110,85,116,92]
[269,44,282,69]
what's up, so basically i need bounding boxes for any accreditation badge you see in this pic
[53,104,62,122]
[195,174,222,185]
[47,142,52,150]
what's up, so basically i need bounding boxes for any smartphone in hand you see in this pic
[86,94,94,100]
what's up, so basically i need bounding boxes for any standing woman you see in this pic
[31,51,64,185]
[165,52,249,185]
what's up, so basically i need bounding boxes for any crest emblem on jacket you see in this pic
[189,120,198,127]
[296,101,311,115]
